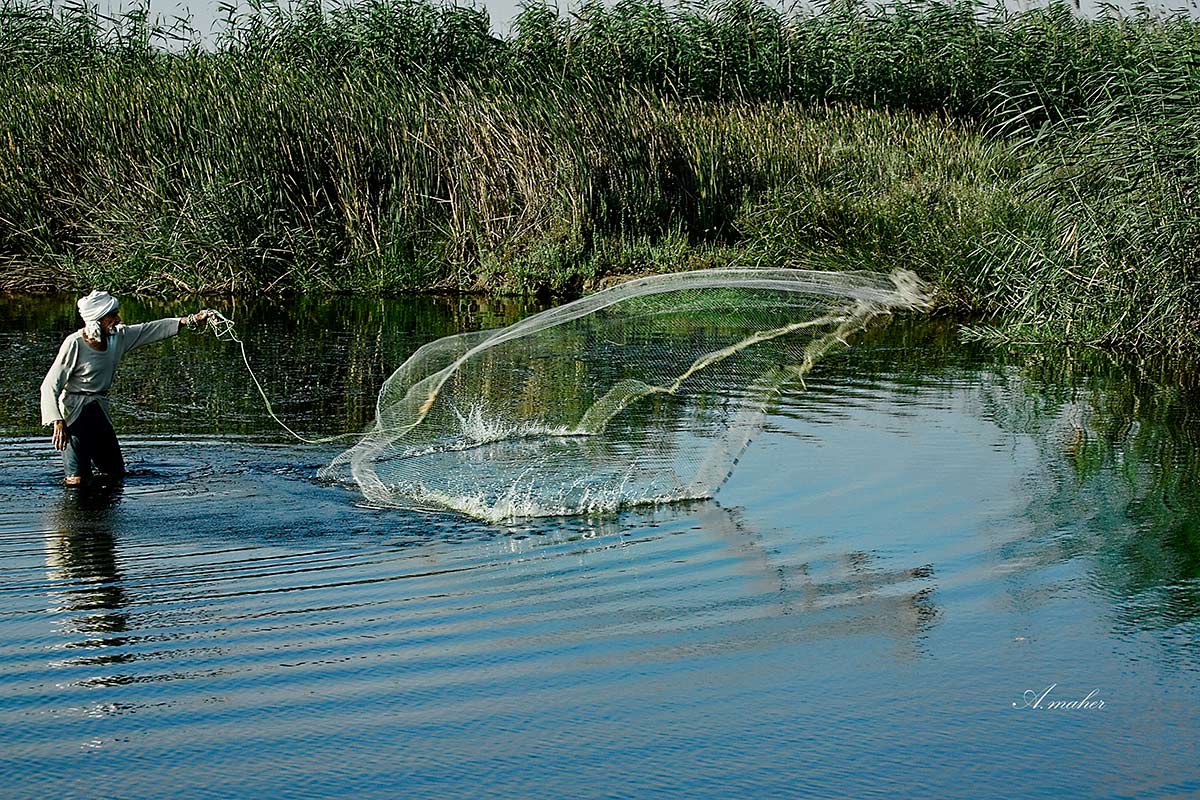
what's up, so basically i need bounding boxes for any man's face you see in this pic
[99,311,121,334]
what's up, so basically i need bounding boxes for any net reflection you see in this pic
[502,503,942,660]
[707,508,942,658]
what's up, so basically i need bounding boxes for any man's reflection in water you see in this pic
[44,486,132,673]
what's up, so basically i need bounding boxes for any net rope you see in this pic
[202,309,361,445]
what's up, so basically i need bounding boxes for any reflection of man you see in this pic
[39,291,210,486]
[45,487,128,648]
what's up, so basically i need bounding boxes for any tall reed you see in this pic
[1,0,1198,351]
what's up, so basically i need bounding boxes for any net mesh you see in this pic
[319,268,931,521]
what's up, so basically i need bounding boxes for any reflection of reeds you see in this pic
[2,0,1197,350]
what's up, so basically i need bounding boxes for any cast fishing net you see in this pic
[313,268,931,521]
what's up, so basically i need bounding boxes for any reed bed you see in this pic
[1,0,1198,352]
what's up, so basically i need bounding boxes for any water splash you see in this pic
[322,268,932,520]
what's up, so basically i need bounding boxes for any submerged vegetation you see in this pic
[0,0,1198,352]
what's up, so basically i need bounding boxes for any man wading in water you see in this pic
[40,291,211,486]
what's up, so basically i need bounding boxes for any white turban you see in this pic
[78,290,119,340]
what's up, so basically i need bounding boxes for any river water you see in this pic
[1,294,1197,799]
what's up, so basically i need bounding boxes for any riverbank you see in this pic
[2,0,1197,351]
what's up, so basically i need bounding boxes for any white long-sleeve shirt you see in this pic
[40,318,181,427]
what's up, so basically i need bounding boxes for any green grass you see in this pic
[1,0,1198,352]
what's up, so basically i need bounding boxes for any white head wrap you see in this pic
[77,290,119,340]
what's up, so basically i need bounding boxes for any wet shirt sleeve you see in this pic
[118,318,182,355]
[40,336,78,426]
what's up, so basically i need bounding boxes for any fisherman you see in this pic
[40,291,211,486]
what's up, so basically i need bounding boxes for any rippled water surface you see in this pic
[1,295,1198,799]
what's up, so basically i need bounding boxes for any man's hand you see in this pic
[52,420,66,451]
[183,309,210,329]
[181,310,210,329]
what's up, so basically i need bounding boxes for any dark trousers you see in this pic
[63,401,125,481]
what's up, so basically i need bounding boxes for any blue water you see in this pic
[0,297,1197,798]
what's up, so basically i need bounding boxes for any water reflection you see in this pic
[693,505,941,654]
[527,503,943,658]
[981,355,1200,632]
[777,321,1200,637]
[44,487,132,674]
